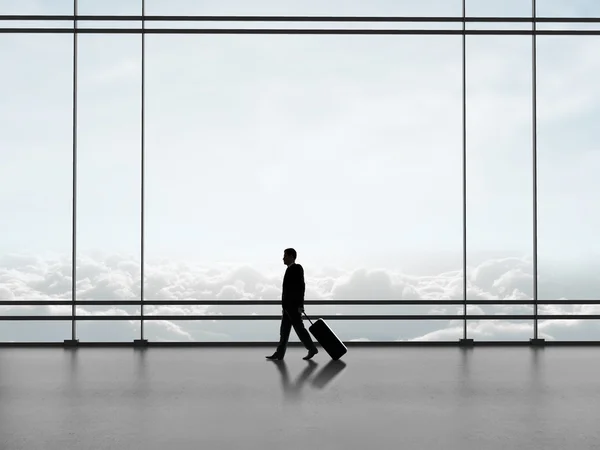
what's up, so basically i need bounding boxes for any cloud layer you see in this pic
[1,253,599,342]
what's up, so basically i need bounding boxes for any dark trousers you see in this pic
[276,307,317,357]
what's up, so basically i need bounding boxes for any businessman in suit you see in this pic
[266,248,319,361]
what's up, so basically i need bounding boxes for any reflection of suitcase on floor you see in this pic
[303,312,347,360]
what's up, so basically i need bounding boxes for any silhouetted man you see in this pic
[266,248,318,360]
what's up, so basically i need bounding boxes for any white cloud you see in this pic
[0,286,15,300]
[145,320,195,341]
[0,252,599,342]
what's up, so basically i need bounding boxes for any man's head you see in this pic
[283,248,297,266]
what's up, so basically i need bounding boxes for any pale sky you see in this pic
[0,0,599,341]
[2,0,600,267]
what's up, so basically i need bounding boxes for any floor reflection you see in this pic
[311,360,347,389]
[270,358,347,402]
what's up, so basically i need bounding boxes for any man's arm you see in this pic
[294,264,306,310]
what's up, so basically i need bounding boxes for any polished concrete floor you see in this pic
[0,346,599,449]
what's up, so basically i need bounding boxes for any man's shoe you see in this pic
[266,353,283,360]
[302,348,318,360]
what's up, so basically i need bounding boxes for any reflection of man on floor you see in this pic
[272,360,318,401]
[270,360,348,401]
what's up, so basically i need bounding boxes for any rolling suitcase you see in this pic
[303,311,347,360]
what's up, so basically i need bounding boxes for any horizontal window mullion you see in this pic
[2,314,600,321]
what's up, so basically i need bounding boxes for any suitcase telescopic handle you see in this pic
[302,310,314,326]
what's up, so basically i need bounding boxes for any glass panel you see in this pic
[81,305,139,316]
[0,305,70,316]
[465,22,533,31]
[0,34,73,319]
[466,0,532,17]
[537,22,600,31]
[77,320,140,341]
[77,20,141,29]
[466,319,534,341]
[539,303,599,317]
[467,304,533,317]
[146,0,462,18]
[77,0,141,15]
[143,303,465,316]
[0,320,71,343]
[0,0,72,14]
[141,319,459,342]
[537,36,600,304]
[146,20,462,31]
[465,36,533,305]
[77,34,141,301]
[0,20,72,28]
[539,319,600,341]
[537,0,600,18]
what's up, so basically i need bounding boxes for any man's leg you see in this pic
[288,309,317,352]
[275,309,292,357]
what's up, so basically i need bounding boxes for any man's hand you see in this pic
[298,307,304,314]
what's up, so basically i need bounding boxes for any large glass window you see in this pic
[1,0,599,343]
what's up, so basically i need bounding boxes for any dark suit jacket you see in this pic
[282,264,305,309]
